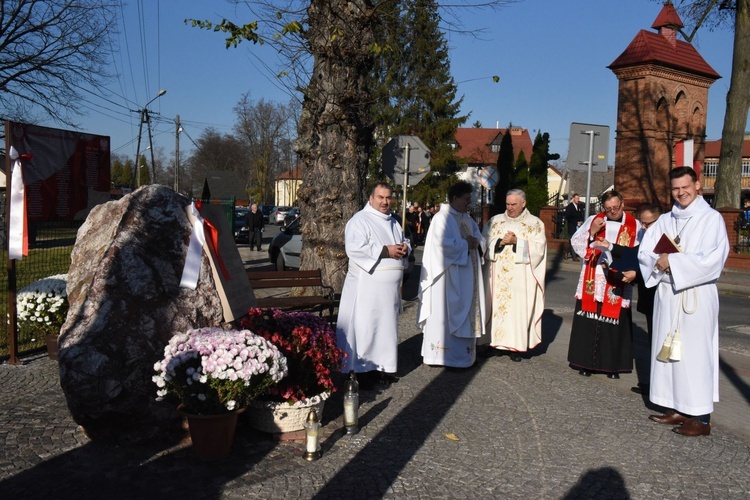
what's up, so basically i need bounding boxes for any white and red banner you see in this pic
[8,146,28,260]
[674,139,702,177]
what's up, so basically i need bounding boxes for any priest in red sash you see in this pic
[567,190,641,378]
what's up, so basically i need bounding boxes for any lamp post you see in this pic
[132,89,167,188]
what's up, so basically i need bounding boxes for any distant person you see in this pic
[245,203,264,252]
[418,181,486,368]
[406,204,419,247]
[337,183,411,390]
[564,193,584,261]
[639,167,729,437]
[742,197,750,225]
[481,189,546,361]
[567,190,641,379]
[596,203,663,395]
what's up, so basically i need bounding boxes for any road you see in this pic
[239,238,750,442]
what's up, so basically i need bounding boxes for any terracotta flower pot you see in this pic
[178,405,245,460]
[45,334,58,360]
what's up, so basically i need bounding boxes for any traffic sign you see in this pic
[478,167,498,189]
[382,135,431,186]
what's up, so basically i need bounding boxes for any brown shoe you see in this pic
[648,410,689,425]
[672,418,711,436]
[572,256,581,262]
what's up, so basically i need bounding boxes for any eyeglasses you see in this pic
[603,204,622,213]
[640,220,656,228]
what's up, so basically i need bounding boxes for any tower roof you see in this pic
[651,2,684,30]
[608,5,720,80]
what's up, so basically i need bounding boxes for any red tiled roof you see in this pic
[453,127,534,166]
[704,139,750,158]
[278,165,302,180]
[609,29,719,79]
[651,3,683,30]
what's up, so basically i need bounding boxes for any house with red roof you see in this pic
[452,126,566,205]
[702,137,750,200]
[274,165,302,207]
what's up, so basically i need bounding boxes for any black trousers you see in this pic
[251,229,262,250]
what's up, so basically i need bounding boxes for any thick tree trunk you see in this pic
[295,0,376,292]
[714,0,750,209]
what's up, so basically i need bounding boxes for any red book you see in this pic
[653,233,681,254]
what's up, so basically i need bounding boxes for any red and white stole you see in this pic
[581,212,637,321]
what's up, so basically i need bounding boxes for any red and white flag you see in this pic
[8,146,28,260]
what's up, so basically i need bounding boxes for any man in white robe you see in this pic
[639,167,728,436]
[337,183,411,389]
[481,189,546,361]
[418,181,486,368]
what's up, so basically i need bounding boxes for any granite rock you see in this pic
[58,185,225,441]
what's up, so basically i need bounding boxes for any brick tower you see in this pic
[608,2,720,207]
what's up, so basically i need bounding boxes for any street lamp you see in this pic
[132,89,167,188]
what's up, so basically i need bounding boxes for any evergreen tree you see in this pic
[512,150,529,190]
[371,0,467,206]
[493,127,515,214]
[525,131,553,215]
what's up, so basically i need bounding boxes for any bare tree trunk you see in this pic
[714,0,750,208]
[295,0,376,292]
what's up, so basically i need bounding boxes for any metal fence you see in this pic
[2,198,236,361]
[1,221,82,360]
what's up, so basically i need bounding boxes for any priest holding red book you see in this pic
[638,167,729,437]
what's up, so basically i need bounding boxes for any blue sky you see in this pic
[77,0,739,168]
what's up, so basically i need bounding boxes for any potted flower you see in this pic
[17,274,69,359]
[239,308,344,433]
[153,327,288,459]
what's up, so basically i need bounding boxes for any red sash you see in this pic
[581,212,636,320]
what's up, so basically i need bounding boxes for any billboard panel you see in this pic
[7,121,110,221]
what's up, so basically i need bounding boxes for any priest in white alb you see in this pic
[337,182,411,390]
[418,181,486,368]
[639,167,728,437]
[481,189,546,361]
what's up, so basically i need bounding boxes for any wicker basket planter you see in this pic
[246,392,329,434]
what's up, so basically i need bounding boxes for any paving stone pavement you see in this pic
[1,249,749,499]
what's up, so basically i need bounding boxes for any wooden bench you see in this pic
[246,269,339,319]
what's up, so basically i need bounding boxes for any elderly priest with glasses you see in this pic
[567,190,641,380]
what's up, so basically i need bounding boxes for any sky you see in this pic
[74,0,740,171]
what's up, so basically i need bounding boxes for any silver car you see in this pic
[273,206,292,225]
[269,216,302,270]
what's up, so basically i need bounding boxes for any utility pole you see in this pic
[132,89,167,188]
[174,114,181,193]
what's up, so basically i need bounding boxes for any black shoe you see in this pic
[377,372,399,384]
[578,370,592,377]
[509,353,523,362]
[631,383,649,395]
[607,373,620,380]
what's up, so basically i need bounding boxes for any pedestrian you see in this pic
[416,205,428,245]
[245,203,264,252]
[481,189,547,361]
[406,204,419,247]
[564,193,584,261]
[639,167,729,436]
[567,190,641,379]
[336,182,411,390]
[594,203,663,394]
[418,181,486,368]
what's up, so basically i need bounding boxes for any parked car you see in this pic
[269,215,302,270]
[233,207,250,243]
[260,205,275,225]
[273,206,292,225]
[283,207,301,226]
[269,215,415,275]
